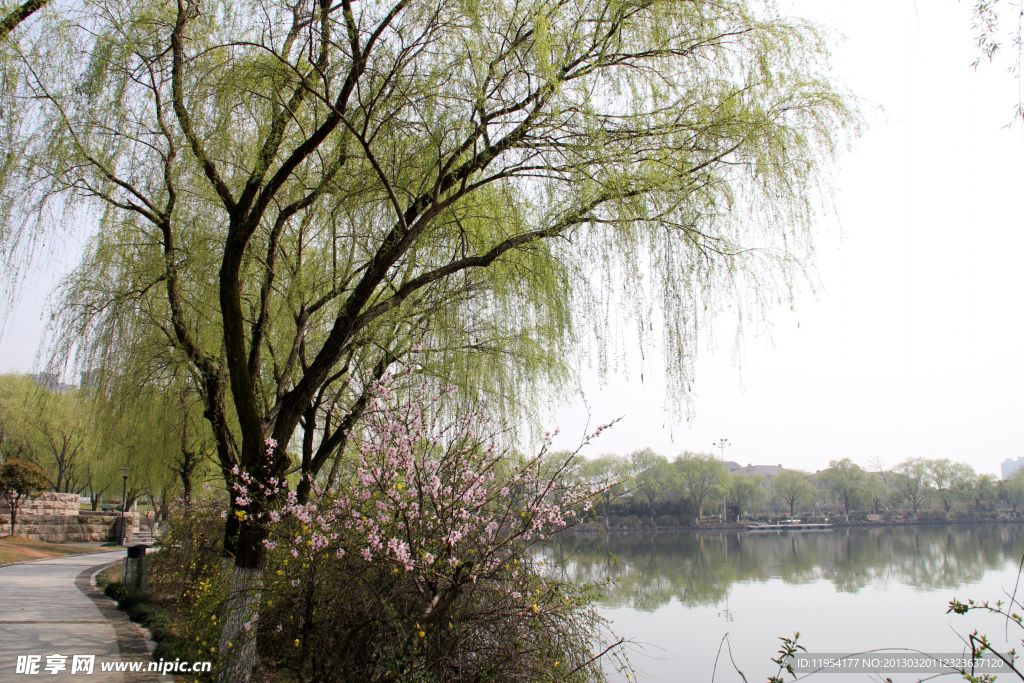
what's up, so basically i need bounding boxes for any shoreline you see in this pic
[561,517,1024,535]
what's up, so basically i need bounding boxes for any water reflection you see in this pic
[541,525,1024,610]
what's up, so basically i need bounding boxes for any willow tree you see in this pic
[2,0,854,677]
[772,468,815,516]
[674,452,727,524]
[0,373,101,495]
[820,458,867,522]
[928,458,976,520]
[892,457,930,519]
[89,370,216,513]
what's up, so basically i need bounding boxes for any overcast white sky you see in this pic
[1,0,1021,476]
[546,0,1024,475]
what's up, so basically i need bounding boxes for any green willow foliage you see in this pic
[1,0,854,585]
[6,0,853,424]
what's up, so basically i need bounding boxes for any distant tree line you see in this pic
[3,371,1018,531]
[0,372,216,519]
[566,450,1023,527]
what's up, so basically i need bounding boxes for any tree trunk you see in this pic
[179,446,195,506]
[217,487,273,682]
[217,564,264,683]
[297,583,316,682]
[0,0,49,42]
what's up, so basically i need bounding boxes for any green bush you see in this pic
[115,586,145,611]
[103,580,179,654]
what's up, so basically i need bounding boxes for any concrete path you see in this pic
[0,551,167,682]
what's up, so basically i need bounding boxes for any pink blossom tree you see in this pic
[198,377,622,681]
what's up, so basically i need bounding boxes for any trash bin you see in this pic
[123,544,150,589]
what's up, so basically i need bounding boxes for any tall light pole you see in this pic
[714,439,730,523]
[119,467,131,545]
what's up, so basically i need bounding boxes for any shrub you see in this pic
[152,378,626,682]
[102,580,179,656]
[655,515,678,528]
[145,496,233,670]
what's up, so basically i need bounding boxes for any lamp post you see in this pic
[714,438,730,522]
[119,467,131,545]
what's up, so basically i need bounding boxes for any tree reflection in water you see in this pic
[539,525,1024,611]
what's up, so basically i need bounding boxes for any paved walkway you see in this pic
[0,551,167,682]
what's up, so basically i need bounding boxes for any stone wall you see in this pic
[0,493,139,542]
[0,491,81,516]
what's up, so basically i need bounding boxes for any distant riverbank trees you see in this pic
[566,450,1020,527]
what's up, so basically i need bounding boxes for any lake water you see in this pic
[540,525,1024,682]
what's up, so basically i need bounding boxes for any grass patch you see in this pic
[94,563,123,590]
[0,535,112,565]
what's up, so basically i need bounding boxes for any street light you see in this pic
[714,439,730,523]
[119,467,131,545]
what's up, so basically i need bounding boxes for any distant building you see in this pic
[31,372,61,390]
[723,461,783,479]
[80,370,100,389]
[1001,457,1024,480]
[731,463,784,478]
[29,372,75,393]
